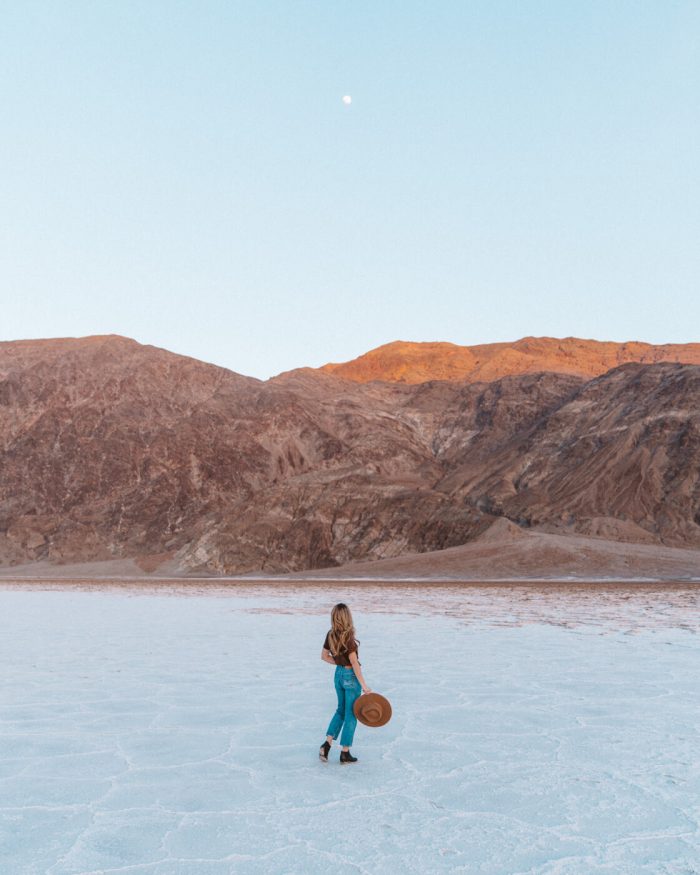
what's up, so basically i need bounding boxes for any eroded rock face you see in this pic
[1,335,699,573]
[447,363,700,546]
[0,336,264,565]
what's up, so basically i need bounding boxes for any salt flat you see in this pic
[0,581,698,875]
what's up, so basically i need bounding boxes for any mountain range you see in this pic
[1,334,699,577]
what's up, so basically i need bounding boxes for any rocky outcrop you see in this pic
[1,335,699,574]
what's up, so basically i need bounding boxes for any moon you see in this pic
[342,95,352,105]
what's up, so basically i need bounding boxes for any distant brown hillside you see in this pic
[317,337,700,384]
[1,335,699,575]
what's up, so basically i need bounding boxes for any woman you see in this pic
[319,602,371,764]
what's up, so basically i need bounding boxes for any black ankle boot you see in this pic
[319,740,331,762]
[339,750,358,764]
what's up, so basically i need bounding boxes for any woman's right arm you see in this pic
[348,651,371,693]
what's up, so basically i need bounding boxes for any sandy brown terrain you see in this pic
[0,556,177,579]
[0,520,697,582]
[284,519,700,581]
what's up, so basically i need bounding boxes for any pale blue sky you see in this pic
[2,1,699,378]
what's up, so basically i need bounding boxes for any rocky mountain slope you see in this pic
[1,335,699,574]
[317,337,700,384]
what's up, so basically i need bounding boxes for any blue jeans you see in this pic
[325,665,362,747]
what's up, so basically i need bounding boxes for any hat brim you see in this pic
[353,692,392,727]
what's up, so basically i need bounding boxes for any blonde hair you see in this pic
[327,603,359,656]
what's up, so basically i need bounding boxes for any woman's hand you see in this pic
[361,686,372,694]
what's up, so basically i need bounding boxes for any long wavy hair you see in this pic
[327,603,360,656]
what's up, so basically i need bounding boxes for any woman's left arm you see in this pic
[321,648,335,664]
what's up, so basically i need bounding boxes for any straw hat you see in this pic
[353,692,392,727]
